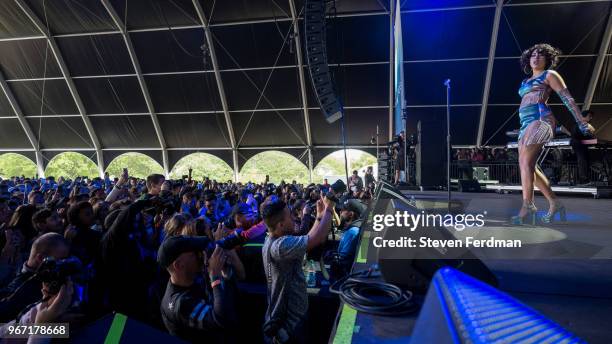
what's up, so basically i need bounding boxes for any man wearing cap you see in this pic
[337,199,367,272]
[159,236,237,342]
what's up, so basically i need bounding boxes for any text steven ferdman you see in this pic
[373,236,522,248]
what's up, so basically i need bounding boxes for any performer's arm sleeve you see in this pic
[556,88,583,124]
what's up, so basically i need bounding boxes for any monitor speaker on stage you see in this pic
[416,119,446,188]
[305,0,343,124]
[373,182,497,293]
[458,179,481,192]
[411,268,583,343]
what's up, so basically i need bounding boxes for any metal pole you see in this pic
[341,114,350,184]
[403,101,407,184]
[376,125,379,163]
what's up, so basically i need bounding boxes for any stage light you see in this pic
[411,267,584,343]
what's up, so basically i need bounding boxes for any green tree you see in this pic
[350,151,377,172]
[0,153,37,178]
[239,151,309,184]
[313,149,376,182]
[106,153,164,179]
[170,153,233,182]
[44,152,99,179]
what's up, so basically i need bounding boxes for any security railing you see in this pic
[449,161,602,185]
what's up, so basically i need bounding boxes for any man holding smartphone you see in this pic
[261,195,334,343]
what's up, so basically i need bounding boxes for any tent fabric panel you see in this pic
[90,115,160,148]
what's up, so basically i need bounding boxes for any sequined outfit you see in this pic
[517,70,556,145]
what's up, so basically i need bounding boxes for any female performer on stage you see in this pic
[512,43,593,225]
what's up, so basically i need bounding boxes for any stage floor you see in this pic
[402,190,612,341]
[331,190,612,343]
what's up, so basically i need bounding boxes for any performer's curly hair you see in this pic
[520,43,562,75]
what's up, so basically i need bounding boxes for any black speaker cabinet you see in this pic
[305,0,343,123]
[416,120,446,189]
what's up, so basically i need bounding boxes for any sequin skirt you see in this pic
[518,104,555,146]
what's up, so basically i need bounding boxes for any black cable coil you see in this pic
[330,267,418,316]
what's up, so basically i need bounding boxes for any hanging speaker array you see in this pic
[304,0,344,124]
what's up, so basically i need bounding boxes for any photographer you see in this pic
[231,203,266,242]
[261,195,334,344]
[225,202,267,283]
[291,200,314,236]
[337,199,366,273]
[0,279,74,344]
[0,233,69,322]
[97,197,161,321]
[159,236,238,342]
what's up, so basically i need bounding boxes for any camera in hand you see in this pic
[325,191,339,204]
[146,195,175,216]
[216,228,245,250]
[197,228,245,253]
[36,256,82,295]
[223,216,236,230]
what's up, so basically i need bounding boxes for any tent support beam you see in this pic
[0,69,45,177]
[476,0,504,147]
[288,0,314,182]
[389,0,395,141]
[15,0,104,177]
[192,0,239,181]
[101,0,169,177]
[583,7,612,112]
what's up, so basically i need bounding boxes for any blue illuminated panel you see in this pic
[411,267,585,344]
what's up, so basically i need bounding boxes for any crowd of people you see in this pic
[453,148,516,163]
[0,167,376,343]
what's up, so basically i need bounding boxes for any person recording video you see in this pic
[159,236,238,343]
[261,195,334,344]
[0,233,70,322]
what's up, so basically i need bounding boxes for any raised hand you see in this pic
[36,280,74,324]
[208,246,227,278]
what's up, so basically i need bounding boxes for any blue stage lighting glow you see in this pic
[411,267,585,343]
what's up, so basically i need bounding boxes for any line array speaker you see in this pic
[305,0,343,124]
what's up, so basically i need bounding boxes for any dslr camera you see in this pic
[36,256,82,295]
[145,194,175,216]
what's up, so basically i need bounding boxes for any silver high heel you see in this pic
[541,203,567,224]
[510,202,537,225]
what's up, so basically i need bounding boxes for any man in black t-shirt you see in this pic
[159,236,237,343]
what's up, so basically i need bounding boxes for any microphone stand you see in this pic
[444,79,451,213]
[402,101,408,184]
[375,125,380,166]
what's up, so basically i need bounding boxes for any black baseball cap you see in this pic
[158,235,211,268]
[231,202,257,218]
[340,199,366,217]
[331,179,347,194]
